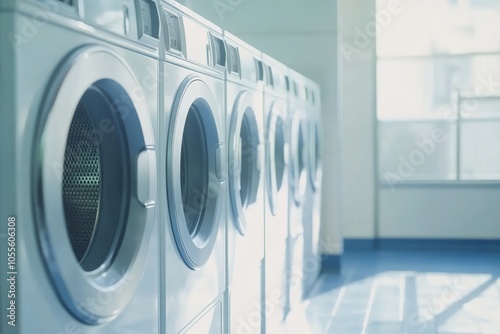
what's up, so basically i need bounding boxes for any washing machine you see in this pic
[224,32,265,334]
[301,79,323,298]
[158,2,227,333]
[0,0,161,333]
[286,70,309,315]
[261,54,290,333]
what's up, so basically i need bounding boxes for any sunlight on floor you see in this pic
[284,250,500,334]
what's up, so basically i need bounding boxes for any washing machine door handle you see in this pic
[136,145,157,208]
[257,143,265,172]
[216,142,225,183]
[233,136,243,175]
[283,143,290,166]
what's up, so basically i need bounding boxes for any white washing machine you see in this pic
[301,79,323,298]
[158,2,227,333]
[286,70,309,315]
[224,32,265,334]
[261,54,290,334]
[0,0,161,333]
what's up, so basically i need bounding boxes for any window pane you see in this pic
[460,97,500,119]
[377,55,500,120]
[377,0,500,57]
[376,0,500,181]
[460,120,500,179]
[378,121,457,181]
[377,59,432,120]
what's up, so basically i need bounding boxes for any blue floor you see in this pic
[285,249,500,333]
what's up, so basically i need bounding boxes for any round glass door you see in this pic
[167,77,225,269]
[290,112,308,205]
[229,92,262,235]
[308,120,322,191]
[266,103,287,215]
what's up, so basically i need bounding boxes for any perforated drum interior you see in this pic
[63,103,101,264]
[61,86,128,272]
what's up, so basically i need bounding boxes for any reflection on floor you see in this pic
[285,249,500,334]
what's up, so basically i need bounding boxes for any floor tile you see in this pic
[284,249,500,334]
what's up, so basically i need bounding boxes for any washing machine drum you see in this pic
[34,46,157,325]
[228,91,263,235]
[167,77,225,270]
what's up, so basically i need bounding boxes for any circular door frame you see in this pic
[266,101,288,216]
[32,45,157,325]
[228,90,263,235]
[290,109,308,206]
[308,117,323,192]
[166,76,225,269]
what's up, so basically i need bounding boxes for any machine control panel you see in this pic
[211,35,227,68]
[293,81,299,97]
[227,45,240,75]
[266,65,274,87]
[164,10,182,53]
[138,0,160,39]
[255,59,264,82]
[285,76,291,92]
[56,0,74,5]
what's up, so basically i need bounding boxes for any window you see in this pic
[377,0,500,182]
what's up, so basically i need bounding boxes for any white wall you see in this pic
[177,0,343,254]
[337,0,377,239]
[379,186,500,239]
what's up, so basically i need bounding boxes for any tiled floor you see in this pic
[285,249,500,334]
